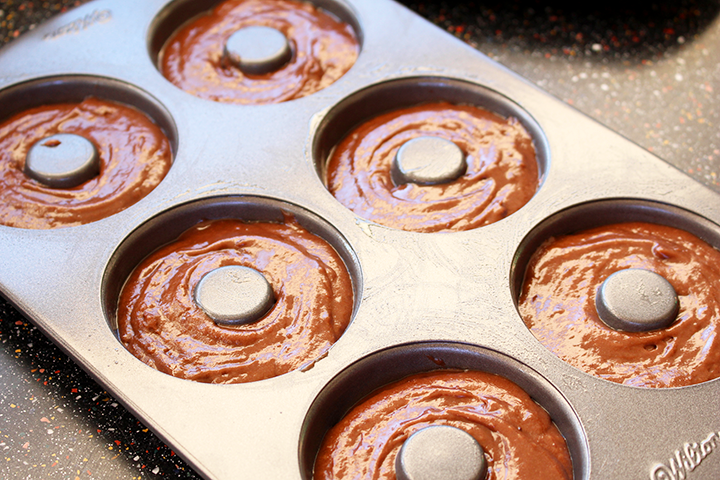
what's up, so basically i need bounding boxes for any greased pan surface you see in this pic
[0,1,719,479]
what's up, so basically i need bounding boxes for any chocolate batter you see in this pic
[314,370,572,480]
[160,0,359,105]
[519,221,720,388]
[0,97,172,229]
[117,214,353,384]
[326,102,539,233]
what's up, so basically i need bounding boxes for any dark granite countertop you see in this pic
[1,0,719,478]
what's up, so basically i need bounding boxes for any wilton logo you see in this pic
[43,9,112,41]
[651,431,720,480]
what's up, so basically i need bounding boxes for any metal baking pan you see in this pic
[0,0,718,478]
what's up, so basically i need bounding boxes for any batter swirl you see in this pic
[160,0,359,105]
[519,222,720,388]
[326,102,539,233]
[117,215,353,384]
[0,97,172,229]
[314,370,572,479]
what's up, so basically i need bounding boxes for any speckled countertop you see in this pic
[1,0,719,478]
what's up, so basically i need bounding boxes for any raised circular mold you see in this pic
[313,76,549,233]
[392,136,467,187]
[223,25,293,75]
[395,425,487,480]
[0,75,177,229]
[300,342,588,479]
[512,199,720,388]
[148,0,362,105]
[24,133,101,189]
[194,264,277,326]
[595,268,679,333]
[103,195,361,383]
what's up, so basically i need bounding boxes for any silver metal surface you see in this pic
[0,1,718,479]
[194,265,275,326]
[391,136,466,186]
[395,425,487,480]
[595,268,679,332]
[24,133,100,188]
[224,26,292,75]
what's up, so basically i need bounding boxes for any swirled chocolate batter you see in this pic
[0,97,172,229]
[314,370,572,480]
[160,0,359,105]
[519,222,720,388]
[117,214,353,384]
[326,102,539,233]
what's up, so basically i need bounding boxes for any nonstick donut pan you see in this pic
[0,0,718,479]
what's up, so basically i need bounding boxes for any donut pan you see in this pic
[0,0,719,479]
